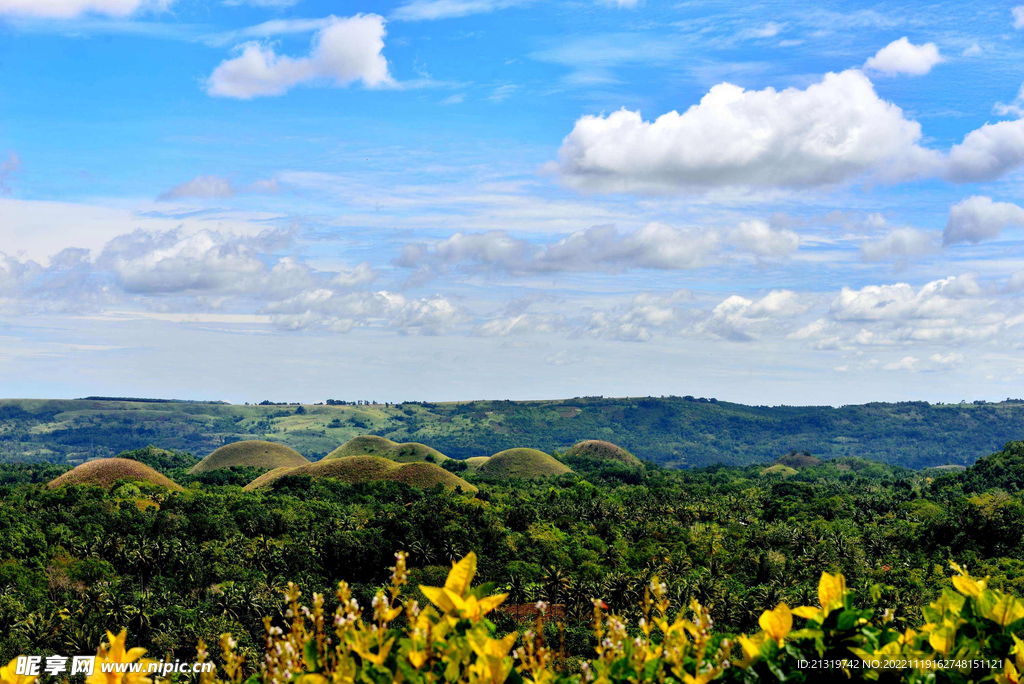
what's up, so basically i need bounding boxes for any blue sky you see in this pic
[1,0,1024,405]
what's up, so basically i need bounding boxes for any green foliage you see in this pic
[184,466,271,487]
[5,440,1024,678]
[118,445,198,471]
[442,459,469,473]
[958,441,1024,494]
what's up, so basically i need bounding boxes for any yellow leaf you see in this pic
[981,593,1024,627]
[758,603,792,646]
[296,675,327,684]
[736,635,763,662]
[792,606,822,621]
[444,552,477,596]
[88,629,155,684]
[818,572,846,612]
[356,637,395,667]
[419,585,456,612]
[928,624,955,655]
[997,659,1021,684]
[1,659,38,684]
[476,593,508,616]
[444,588,468,613]
[407,650,427,669]
[1012,634,1024,673]
[469,631,517,659]
[951,574,987,599]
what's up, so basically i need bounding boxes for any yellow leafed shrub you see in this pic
[18,554,1024,684]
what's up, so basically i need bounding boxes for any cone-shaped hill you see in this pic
[760,464,798,477]
[325,435,449,463]
[464,456,490,469]
[475,448,572,480]
[48,458,183,491]
[774,450,822,469]
[563,440,643,468]
[244,455,476,493]
[190,441,309,474]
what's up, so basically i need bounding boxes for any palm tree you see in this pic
[409,539,435,566]
[542,566,570,608]
[565,579,601,625]
[506,574,528,621]
[603,573,639,614]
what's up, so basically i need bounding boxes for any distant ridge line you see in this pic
[79,396,229,404]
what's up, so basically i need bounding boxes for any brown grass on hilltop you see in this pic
[326,435,449,462]
[774,450,822,469]
[563,439,642,467]
[48,458,183,491]
[190,441,309,474]
[476,448,572,480]
[244,455,476,493]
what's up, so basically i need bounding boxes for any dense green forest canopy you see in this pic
[3,396,1024,469]
[3,440,1024,668]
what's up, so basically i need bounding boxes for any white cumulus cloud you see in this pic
[583,290,693,343]
[695,290,807,341]
[265,289,464,335]
[994,82,1024,118]
[831,275,981,323]
[207,14,393,99]
[553,70,942,192]
[929,352,965,369]
[944,195,1024,245]
[726,220,800,258]
[536,223,718,271]
[860,226,938,263]
[864,37,943,76]
[883,356,918,371]
[553,69,1024,192]
[396,223,723,275]
[944,118,1024,182]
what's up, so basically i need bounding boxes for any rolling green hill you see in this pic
[190,440,309,474]
[562,440,642,469]
[476,448,573,480]
[243,455,476,493]
[3,396,1024,469]
[47,458,183,491]
[325,435,449,463]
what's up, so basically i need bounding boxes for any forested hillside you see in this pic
[2,396,1023,468]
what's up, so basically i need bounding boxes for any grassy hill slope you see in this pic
[48,458,183,490]
[325,436,449,463]
[244,455,476,492]
[476,448,572,480]
[191,440,309,474]
[563,440,642,468]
